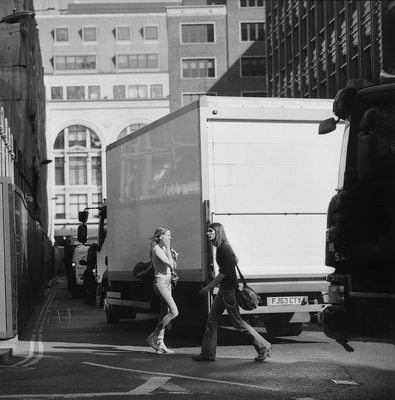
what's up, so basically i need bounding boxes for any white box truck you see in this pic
[78,96,343,336]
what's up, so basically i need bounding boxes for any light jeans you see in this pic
[153,274,179,340]
[200,287,271,360]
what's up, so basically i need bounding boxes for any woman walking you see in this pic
[192,222,271,362]
[146,226,179,354]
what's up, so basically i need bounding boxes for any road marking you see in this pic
[0,376,190,398]
[128,376,171,394]
[11,290,55,368]
[84,361,280,391]
[331,379,359,386]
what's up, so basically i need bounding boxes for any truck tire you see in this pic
[264,315,304,337]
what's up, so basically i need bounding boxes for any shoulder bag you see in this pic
[235,264,261,310]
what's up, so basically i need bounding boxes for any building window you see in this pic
[116,26,131,41]
[91,157,102,185]
[143,26,158,40]
[118,123,147,139]
[113,85,126,99]
[55,27,69,42]
[88,86,100,99]
[55,195,65,219]
[240,22,264,41]
[55,56,96,71]
[67,86,85,100]
[240,0,264,7]
[182,92,216,106]
[240,57,265,77]
[51,87,63,100]
[82,27,97,42]
[69,194,88,219]
[117,54,159,69]
[69,157,87,185]
[181,24,215,43]
[151,84,163,98]
[128,85,147,98]
[55,158,65,185]
[91,193,102,217]
[182,58,215,78]
[53,125,103,220]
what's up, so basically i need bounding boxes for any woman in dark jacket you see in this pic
[192,222,271,362]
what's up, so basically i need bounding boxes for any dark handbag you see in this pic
[235,264,261,310]
[133,261,154,281]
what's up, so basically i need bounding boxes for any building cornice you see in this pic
[166,5,226,17]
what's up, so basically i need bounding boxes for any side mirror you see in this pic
[77,224,88,244]
[79,210,89,223]
[318,118,338,135]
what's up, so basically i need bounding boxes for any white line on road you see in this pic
[84,361,280,391]
[0,376,189,398]
[11,290,55,368]
[128,376,171,395]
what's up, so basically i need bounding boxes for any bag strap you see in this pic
[235,264,247,286]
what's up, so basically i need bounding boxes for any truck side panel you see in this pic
[106,106,204,282]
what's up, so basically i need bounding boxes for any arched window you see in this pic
[53,125,103,220]
[118,123,147,139]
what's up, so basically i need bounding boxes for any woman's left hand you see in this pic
[171,248,179,261]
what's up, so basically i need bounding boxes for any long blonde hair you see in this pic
[149,226,169,259]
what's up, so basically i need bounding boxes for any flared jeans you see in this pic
[200,287,270,360]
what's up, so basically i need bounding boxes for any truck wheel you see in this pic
[105,306,119,324]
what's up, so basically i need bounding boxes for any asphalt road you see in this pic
[0,276,394,400]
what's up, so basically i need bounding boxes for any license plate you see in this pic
[267,296,308,306]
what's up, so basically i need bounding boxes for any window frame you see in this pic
[150,84,163,98]
[54,55,97,71]
[82,25,98,42]
[54,26,70,43]
[51,86,64,100]
[53,125,103,221]
[116,25,132,42]
[116,54,159,70]
[240,56,266,78]
[239,0,264,8]
[180,22,216,44]
[66,86,85,100]
[240,21,265,42]
[181,57,217,79]
[143,25,159,41]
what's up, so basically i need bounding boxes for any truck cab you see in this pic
[318,79,395,348]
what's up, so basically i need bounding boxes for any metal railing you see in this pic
[0,107,15,182]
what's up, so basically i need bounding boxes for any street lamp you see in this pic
[0,10,35,25]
